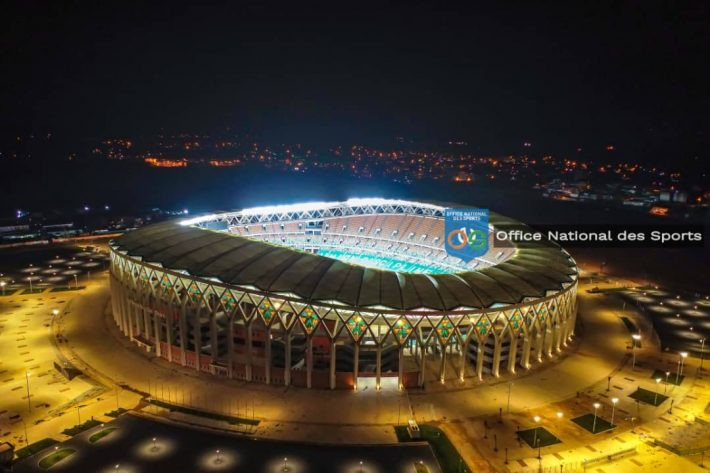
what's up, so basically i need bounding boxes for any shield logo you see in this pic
[444,208,489,262]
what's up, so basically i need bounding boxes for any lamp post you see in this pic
[631,334,641,369]
[533,415,541,459]
[664,371,670,393]
[283,457,288,472]
[592,402,600,433]
[25,371,31,413]
[700,338,706,372]
[680,351,688,376]
[611,398,618,425]
[359,460,363,473]
[0,281,5,295]
[654,378,661,405]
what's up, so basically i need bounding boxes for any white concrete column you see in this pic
[330,341,337,390]
[375,345,382,390]
[553,323,562,353]
[418,340,427,387]
[353,343,360,390]
[507,334,519,374]
[245,321,253,382]
[227,316,235,378]
[284,331,291,386]
[265,327,272,384]
[476,343,485,380]
[306,337,313,389]
[127,296,137,340]
[110,278,119,326]
[567,304,578,339]
[193,308,202,372]
[439,341,447,383]
[492,339,502,378]
[544,329,553,357]
[398,345,405,389]
[534,333,544,362]
[458,337,467,381]
[117,284,127,334]
[209,311,218,359]
[118,284,128,334]
[142,299,151,337]
[560,318,570,347]
[521,336,532,369]
[165,306,174,362]
[153,310,162,357]
[178,302,188,366]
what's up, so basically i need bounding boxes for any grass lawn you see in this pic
[395,424,471,473]
[105,407,127,418]
[518,427,561,448]
[147,399,259,426]
[38,448,76,469]
[50,286,85,292]
[20,288,45,295]
[629,387,668,406]
[651,369,684,386]
[89,428,117,443]
[571,414,616,434]
[14,438,58,459]
[61,419,102,436]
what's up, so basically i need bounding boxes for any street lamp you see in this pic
[611,398,618,425]
[700,338,706,372]
[680,351,688,376]
[25,371,31,413]
[664,371,670,393]
[215,449,222,465]
[0,281,5,295]
[52,309,59,316]
[283,457,288,472]
[631,334,641,368]
[359,460,363,473]
[654,378,661,405]
[533,415,541,459]
[592,402,600,433]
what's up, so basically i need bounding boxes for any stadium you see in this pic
[108,199,578,390]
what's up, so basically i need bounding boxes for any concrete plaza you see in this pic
[0,264,708,472]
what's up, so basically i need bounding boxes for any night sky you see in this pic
[2,1,707,161]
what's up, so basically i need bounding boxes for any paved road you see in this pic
[13,413,440,473]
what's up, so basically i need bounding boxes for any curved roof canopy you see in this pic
[111,202,577,311]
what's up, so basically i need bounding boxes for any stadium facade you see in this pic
[109,199,578,390]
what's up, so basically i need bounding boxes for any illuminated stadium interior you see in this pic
[190,198,512,274]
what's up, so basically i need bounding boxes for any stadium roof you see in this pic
[112,212,577,311]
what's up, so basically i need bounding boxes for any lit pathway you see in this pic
[0,286,118,448]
